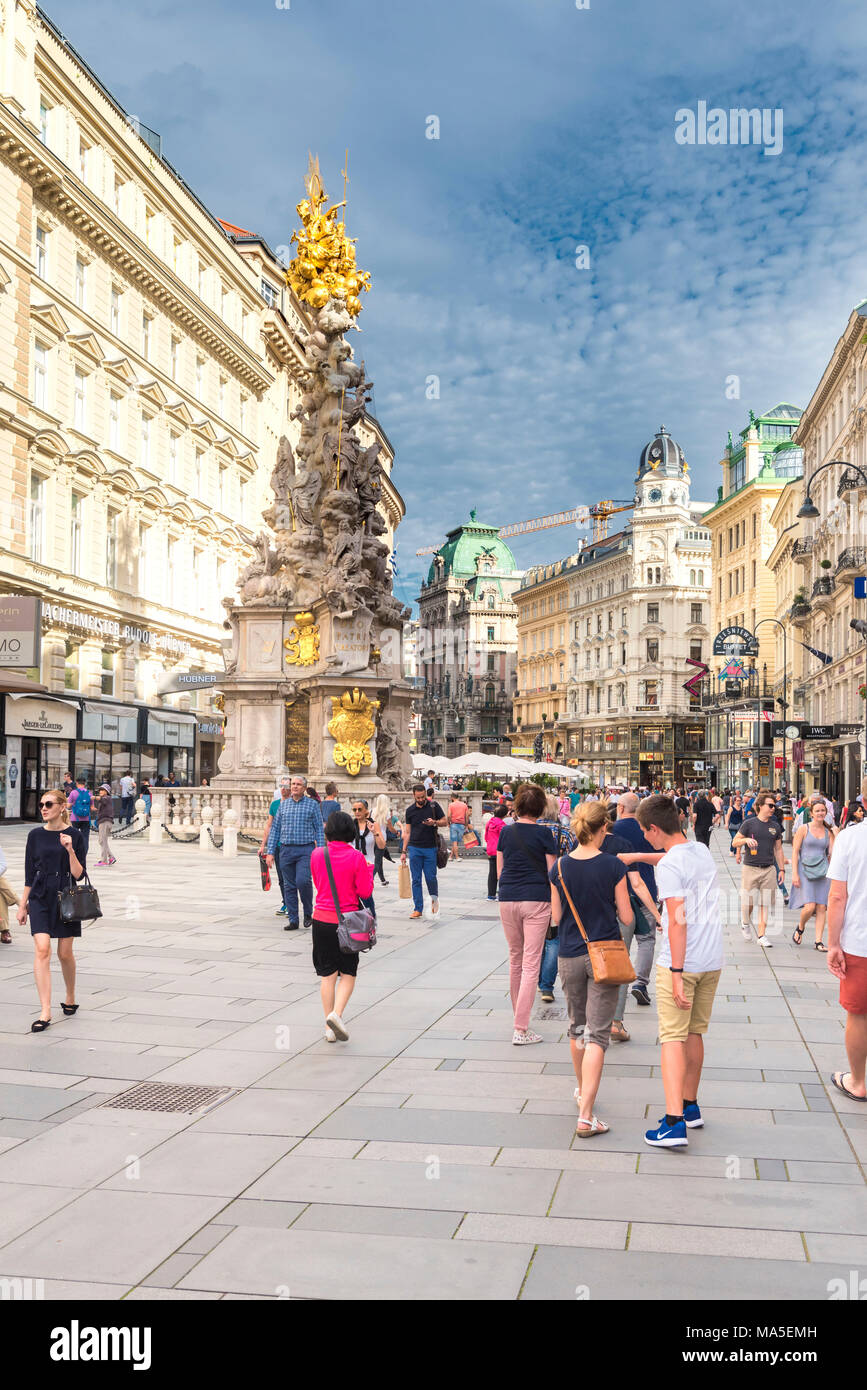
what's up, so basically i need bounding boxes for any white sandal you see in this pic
[576,1115,610,1138]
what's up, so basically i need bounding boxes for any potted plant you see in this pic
[820,559,832,570]
[859,683,867,701]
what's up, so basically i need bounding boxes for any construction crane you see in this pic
[415,498,635,556]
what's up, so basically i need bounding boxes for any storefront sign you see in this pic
[44,604,191,655]
[713,626,759,657]
[774,756,784,770]
[804,725,834,741]
[837,723,863,738]
[4,696,78,738]
[0,597,41,668]
[158,672,222,695]
[511,747,533,756]
[197,720,225,737]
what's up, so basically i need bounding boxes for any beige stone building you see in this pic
[513,558,571,760]
[789,300,867,803]
[0,3,403,817]
[701,405,804,790]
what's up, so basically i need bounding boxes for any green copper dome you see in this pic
[426,510,518,584]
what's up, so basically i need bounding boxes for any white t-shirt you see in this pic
[120,776,135,797]
[829,821,867,957]
[655,840,724,973]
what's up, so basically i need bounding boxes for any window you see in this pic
[221,287,229,322]
[64,640,80,691]
[73,370,87,431]
[75,257,86,308]
[110,286,121,334]
[138,524,149,593]
[198,261,206,298]
[168,538,180,606]
[173,236,182,274]
[101,650,115,697]
[140,413,150,467]
[195,449,204,496]
[260,279,279,308]
[240,394,247,433]
[690,602,703,624]
[487,654,495,673]
[39,100,49,144]
[170,336,180,380]
[219,377,226,415]
[108,391,121,451]
[113,173,125,215]
[195,357,204,398]
[586,618,591,636]
[218,464,226,512]
[647,603,659,624]
[698,569,704,585]
[78,137,90,183]
[35,224,47,278]
[646,639,659,662]
[643,683,659,708]
[487,626,495,640]
[751,560,756,587]
[752,513,757,539]
[33,341,48,409]
[728,527,733,551]
[29,473,46,560]
[145,206,156,247]
[621,607,627,628]
[597,615,602,633]
[169,432,179,483]
[70,492,82,573]
[141,312,151,358]
[239,479,248,523]
[621,643,626,665]
[689,641,703,663]
[106,509,119,586]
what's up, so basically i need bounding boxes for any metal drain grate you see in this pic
[101,1082,235,1115]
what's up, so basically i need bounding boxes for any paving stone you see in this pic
[0,1083,88,1121]
[520,1247,850,1300]
[178,1225,234,1255]
[179,1227,533,1299]
[140,1251,203,1287]
[99,1130,295,1197]
[193,1089,351,1136]
[628,1221,805,1260]
[0,1118,170,1188]
[457,1213,628,1248]
[757,1159,788,1181]
[210,1200,306,1228]
[292,1203,462,1239]
[314,1103,576,1150]
[361,1140,499,1166]
[786,1160,864,1186]
[804,1232,867,1262]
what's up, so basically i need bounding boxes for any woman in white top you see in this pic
[371,794,398,886]
[351,797,387,881]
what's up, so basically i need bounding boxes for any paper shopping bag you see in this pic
[398,862,412,899]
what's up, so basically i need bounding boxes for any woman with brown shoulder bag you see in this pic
[550,800,635,1138]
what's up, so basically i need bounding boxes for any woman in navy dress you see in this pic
[17,788,86,1032]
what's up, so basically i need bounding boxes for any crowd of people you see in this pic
[4,766,866,1147]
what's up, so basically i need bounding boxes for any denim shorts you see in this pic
[449,823,465,843]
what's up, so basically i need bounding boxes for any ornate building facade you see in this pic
[0,3,404,816]
[519,428,712,786]
[417,513,523,759]
[789,301,867,803]
[700,404,804,791]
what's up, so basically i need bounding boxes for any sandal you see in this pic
[610,1021,630,1043]
[831,1072,867,1102]
[30,1018,51,1032]
[0,929,11,944]
[576,1115,610,1138]
[61,1003,79,1016]
[814,942,827,953]
[792,925,804,944]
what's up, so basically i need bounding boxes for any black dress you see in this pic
[24,826,86,938]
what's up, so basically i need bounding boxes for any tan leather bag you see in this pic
[556,858,636,986]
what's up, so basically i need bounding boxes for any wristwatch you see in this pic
[669,966,684,973]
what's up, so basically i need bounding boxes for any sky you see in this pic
[43,0,867,610]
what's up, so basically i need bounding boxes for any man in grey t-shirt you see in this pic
[733,792,785,947]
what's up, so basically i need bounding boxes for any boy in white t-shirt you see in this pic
[633,794,724,1149]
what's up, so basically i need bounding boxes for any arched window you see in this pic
[698,569,704,585]
[485,683,495,706]
[690,569,696,585]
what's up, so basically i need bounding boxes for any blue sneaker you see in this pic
[645,1118,688,1148]
[275,904,287,916]
[683,1102,703,1129]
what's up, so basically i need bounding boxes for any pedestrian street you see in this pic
[0,825,864,1301]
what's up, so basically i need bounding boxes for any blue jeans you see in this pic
[278,843,314,923]
[408,845,438,912]
[539,933,559,992]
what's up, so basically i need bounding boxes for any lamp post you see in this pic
[754,617,789,793]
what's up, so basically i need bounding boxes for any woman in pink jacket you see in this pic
[310,810,374,1043]
[485,810,506,900]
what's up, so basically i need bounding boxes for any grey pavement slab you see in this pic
[252,1054,392,1092]
[0,1117,170,1188]
[457,1213,628,1248]
[628,1221,805,1260]
[178,1227,533,1300]
[244,1153,558,1215]
[210,1199,307,1228]
[292,1203,461,1239]
[520,1247,851,1300]
[0,1083,88,1121]
[0,1190,227,1283]
[0,1181,87,1245]
[193,1088,350,1136]
[314,1103,577,1150]
[99,1130,295,1198]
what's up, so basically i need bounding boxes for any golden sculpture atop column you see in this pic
[286,154,371,317]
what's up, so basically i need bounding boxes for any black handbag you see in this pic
[436,834,449,869]
[58,871,102,924]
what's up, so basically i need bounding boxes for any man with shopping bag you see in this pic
[401,784,447,919]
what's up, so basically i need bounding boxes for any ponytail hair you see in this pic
[570,798,610,845]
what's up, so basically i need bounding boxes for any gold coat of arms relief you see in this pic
[284,612,320,667]
[328,688,380,776]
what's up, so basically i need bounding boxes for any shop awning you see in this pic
[148,709,197,726]
[0,674,50,694]
[82,700,138,720]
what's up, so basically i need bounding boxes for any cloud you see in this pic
[42,0,867,605]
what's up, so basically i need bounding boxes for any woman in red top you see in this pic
[310,810,374,1043]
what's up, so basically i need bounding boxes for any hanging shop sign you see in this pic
[713,626,759,658]
[0,597,41,669]
[44,603,191,655]
[157,671,222,696]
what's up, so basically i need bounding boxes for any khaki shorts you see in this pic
[559,953,620,1051]
[655,965,722,1043]
[741,863,777,908]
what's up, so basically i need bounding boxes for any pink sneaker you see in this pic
[512,1029,543,1045]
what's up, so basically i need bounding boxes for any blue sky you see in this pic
[44,0,867,608]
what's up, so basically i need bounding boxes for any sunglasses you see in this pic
[39,800,57,809]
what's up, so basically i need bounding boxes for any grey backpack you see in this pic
[323,846,376,953]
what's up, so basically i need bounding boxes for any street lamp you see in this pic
[797,459,867,519]
[754,617,789,792]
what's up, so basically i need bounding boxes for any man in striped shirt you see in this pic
[265,775,325,930]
